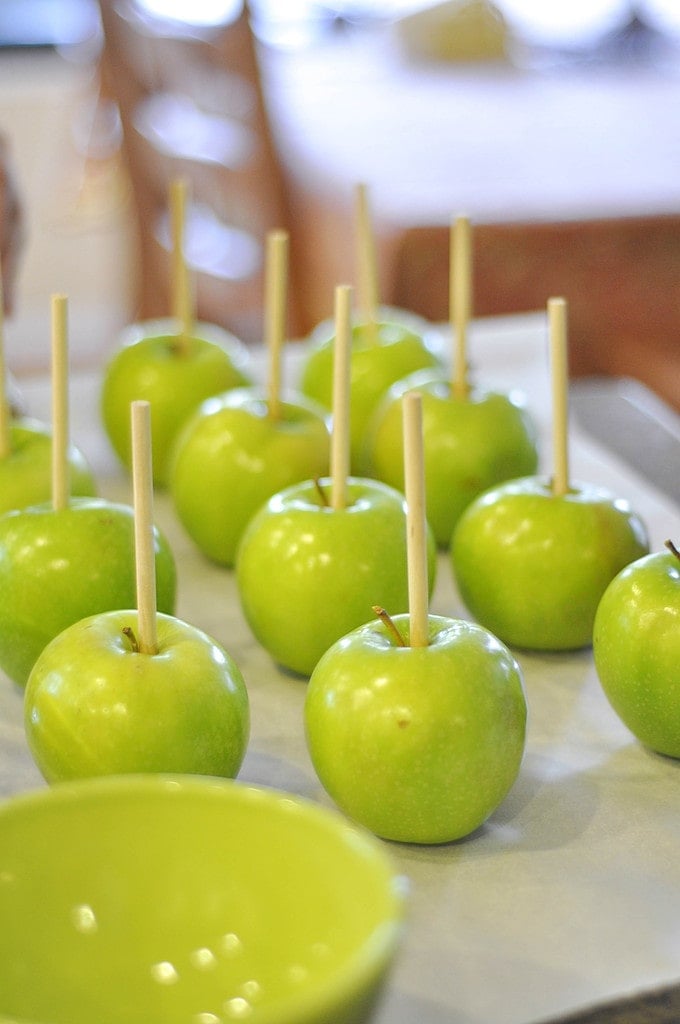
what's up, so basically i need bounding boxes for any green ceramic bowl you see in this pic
[0,775,406,1024]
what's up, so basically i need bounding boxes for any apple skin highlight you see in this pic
[170,388,331,567]
[236,477,437,678]
[0,497,176,687]
[24,610,250,783]
[0,418,97,514]
[593,546,680,759]
[305,613,527,845]
[300,320,441,475]
[451,477,650,651]
[101,326,252,488]
[367,371,538,547]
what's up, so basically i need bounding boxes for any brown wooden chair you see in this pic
[391,215,680,411]
[96,0,296,344]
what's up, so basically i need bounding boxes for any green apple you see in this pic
[0,497,176,687]
[305,612,527,844]
[236,476,437,677]
[169,387,330,567]
[101,318,252,487]
[299,320,441,474]
[367,369,539,547]
[451,476,650,651]
[0,416,97,514]
[24,610,249,782]
[593,541,680,758]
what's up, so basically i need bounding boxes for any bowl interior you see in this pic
[0,776,404,1024]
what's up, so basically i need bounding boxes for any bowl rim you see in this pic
[0,773,408,1024]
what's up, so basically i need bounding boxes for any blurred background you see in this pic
[2,0,680,409]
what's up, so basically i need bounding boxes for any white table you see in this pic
[2,313,680,1024]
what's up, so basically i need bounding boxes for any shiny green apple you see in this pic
[169,387,330,567]
[593,543,680,758]
[101,318,252,487]
[236,477,437,677]
[0,417,96,514]
[305,612,527,844]
[299,320,441,474]
[24,610,249,782]
[451,476,650,651]
[0,497,176,687]
[367,370,539,547]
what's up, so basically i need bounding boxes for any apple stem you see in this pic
[451,214,472,400]
[265,229,288,421]
[171,177,194,354]
[372,605,407,647]
[131,400,158,656]
[313,478,329,506]
[0,274,10,459]
[403,390,430,648]
[331,283,352,511]
[122,625,140,653]
[354,182,380,346]
[665,539,680,562]
[548,296,570,497]
[51,293,70,512]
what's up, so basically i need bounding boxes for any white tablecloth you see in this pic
[2,313,680,1024]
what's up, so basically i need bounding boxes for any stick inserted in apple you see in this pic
[366,214,538,547]
[236,283,437,677]
[304,389,527,844]
[0,295,176,688]
[101,178,252,487]
[169,229,330,567]
[299,183,442,474]
[451,296,650,651]
[0,287,96,513]
[24,399,250,783]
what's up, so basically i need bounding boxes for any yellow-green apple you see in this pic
[0,497,176,687]
[0,416,96,514]
[169,387,330,567]
[299,320,441,474]
[305,612,527,843]
[24,610,249,782]
[451,476,650,651]
[367,369,538,547]
[593,540,680,758]
[236,477,437,677]
[101,318,252,487]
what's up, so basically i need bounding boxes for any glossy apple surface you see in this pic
[0,497,176,687]
[170,387,330,567]
[0,417,96,514]
[305,613,527,844]
[299,320,441,474]
[593,547,680,758]
[101,319,252,487]
[25,610,249,782]
[451,476,650,651]
[367,370,539,547]
[236,477,437,677]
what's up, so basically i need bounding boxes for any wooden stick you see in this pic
[170,177,193,344]
[0,275,9,459]
[131,400,158,656]
[331,284,352,511]
[51,294,70,512]
[354,182,380,342]
[548,296,570,496]
[451,214,472,399]
[402,390,429,648]
[265,229,288,421]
